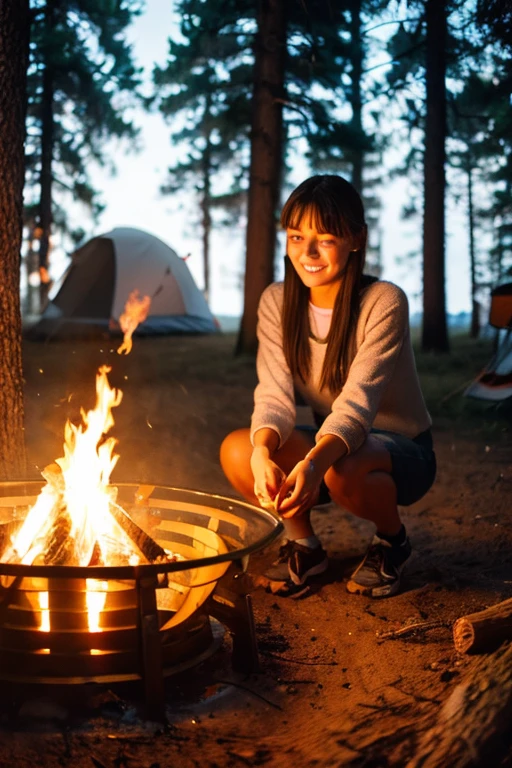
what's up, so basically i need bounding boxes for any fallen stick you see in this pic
[377,620,449,641]
[453,596,512,654]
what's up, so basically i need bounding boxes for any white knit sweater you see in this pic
[250,280,432,454]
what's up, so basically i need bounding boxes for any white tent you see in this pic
[464,282,512,401]
[27,227,218,339]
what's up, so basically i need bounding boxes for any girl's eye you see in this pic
[320,239,335,246]
[289,234,302,242]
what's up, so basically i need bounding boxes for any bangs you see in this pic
[280,198,352,239]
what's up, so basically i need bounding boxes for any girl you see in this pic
[220,175,436,598]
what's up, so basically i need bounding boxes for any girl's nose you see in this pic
[306,239,319,257]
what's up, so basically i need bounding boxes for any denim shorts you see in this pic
[296,425,437,507]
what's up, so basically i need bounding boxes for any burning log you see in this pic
[453,597,512,654]
[41,462,65,494]
[38,463,76,565]
[406,642,512,768]
[41,503,74,565]
[107,500,169,564]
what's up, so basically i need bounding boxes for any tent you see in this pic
[26,227,218,339]
[464,282,512,401]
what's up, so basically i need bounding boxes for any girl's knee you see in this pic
[219,428,251,471]
[324,457,358,499]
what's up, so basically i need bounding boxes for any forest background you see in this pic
[16,0,512,340]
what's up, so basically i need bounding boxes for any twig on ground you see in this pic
[377,620,450,640]
[214,679,282,710]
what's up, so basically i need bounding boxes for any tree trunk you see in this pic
[407,642,512,767]
[421,0,449,353]
[236,0,286,355]
[0,0,29,480]
[349,0,363,196]
[201,140,212,303]
[37,0,56,312]
[467,158,480,338]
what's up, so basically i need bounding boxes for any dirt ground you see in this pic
[0,331,510,768]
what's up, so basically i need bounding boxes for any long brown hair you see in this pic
[281,175,368,394]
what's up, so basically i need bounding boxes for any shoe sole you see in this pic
[346,577,401,598]
[273,581,312,599]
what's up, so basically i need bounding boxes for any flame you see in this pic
[4,365,146,636]
[85,579,108,632]
[8,366,124,569]
[117,290,151,355]
[39,592,50,632]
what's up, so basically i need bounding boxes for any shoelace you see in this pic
[277,540,295,562]
[363,545,385,574]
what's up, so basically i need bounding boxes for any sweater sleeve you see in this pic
[317,283,409,453]
[250,284,296,448]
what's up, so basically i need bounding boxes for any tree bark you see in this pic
[201,139,212,303]
[349,0,363,196]
[421,0,449,353]
[236,0,286,355]
[453,597,512,654]
[467,158,480,338]
[407,642,512,767]
[37,0,56,312]
[0,0,29,479]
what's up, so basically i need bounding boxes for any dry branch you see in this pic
[377,620,449,640]
[407,641,512,767]
[453,597,512,654]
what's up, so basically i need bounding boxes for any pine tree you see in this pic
[236,0,286,354]
[154,0,363,350]
[0,0,30,479]
[383,0,512,349]
[448,71,511,336]
[26,0,143,308]
[153,1,253,300]
[422,0,449,352]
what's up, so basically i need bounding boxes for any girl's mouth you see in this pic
[302,264,326,273]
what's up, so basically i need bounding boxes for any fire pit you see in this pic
[0,481,282,719]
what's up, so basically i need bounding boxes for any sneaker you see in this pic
[266,542,328,598]
[346,534,412,598]
[264,539,295,582]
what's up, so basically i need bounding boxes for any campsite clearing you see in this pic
[1,330,510,767]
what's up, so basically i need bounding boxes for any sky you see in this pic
[81,0,473,319]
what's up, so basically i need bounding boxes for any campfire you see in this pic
[2,365,153,572]
[0,293,281,719]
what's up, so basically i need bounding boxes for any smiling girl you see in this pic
[220,175,436,598]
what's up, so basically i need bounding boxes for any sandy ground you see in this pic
[0,332,510,767]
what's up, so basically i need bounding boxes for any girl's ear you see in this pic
[351,226,367,252]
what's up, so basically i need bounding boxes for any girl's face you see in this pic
[286,215,356,307]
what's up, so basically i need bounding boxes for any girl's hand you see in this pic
[276,457,323,519]
[250,446,286,511]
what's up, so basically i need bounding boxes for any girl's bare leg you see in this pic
[220,427,317,539]
[324,436,401,536]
